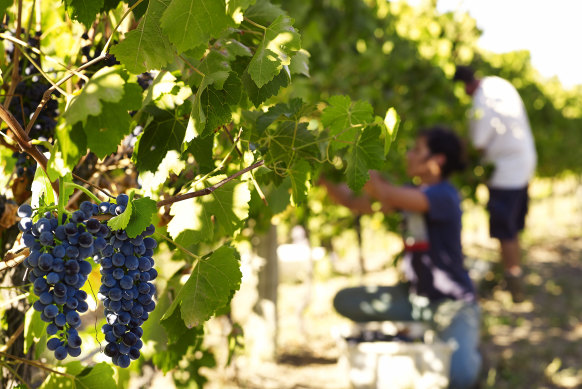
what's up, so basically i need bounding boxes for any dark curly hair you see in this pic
[417,126,467,178]
[453,65,476,83]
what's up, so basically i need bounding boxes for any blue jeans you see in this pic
[334,284,481,389]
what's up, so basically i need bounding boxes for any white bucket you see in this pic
[335,322,455,389]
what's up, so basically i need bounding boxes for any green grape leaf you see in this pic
[256,98,302,134]
[101,0,122,13]
[383,107,400,155]
[227,0,256,22]
[82,82,142,159]
[322,95,374,150]
[161,246,242,328]
[55,122,87,172]
[125,197,157,238]
[153,326,203,373]
[31,167,55,209]
[267,176,291,214]
[185,134,215,173]
[152,333,191,373]
[0,0,12,18]
[244,0,285,25]
[346,125,385,191]
[24,307,46,354]
[224,39,253,58]
[167,176,250,245]
[83,102,132,159]
[110,0,174,74]
[288,159,310,205]
[247,15,301,88]
[133,105,189,172]
[190,49,232,90]
[264,121,319,171]
[242,68,289,107]
[64,0,104,27]
[161,0,231,53]
[145,72,192,111]
[289,49,310,77]
[127,0,149,19]
[195,73,242,137]
[40,362,116,389]
[159,302,190,343]
[191,73,241,137]
[47,144,72,181]
[63,67,126,125]
[107,192,135,231]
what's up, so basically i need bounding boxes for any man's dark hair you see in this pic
[453,65,475,83]
[418,126,467,178]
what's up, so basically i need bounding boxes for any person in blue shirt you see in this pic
[320,126,481,389]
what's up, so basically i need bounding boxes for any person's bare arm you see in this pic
[319,177,374,214]
[364,171,429,213]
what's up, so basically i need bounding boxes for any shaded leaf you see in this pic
[133,105,189,172]
[242,68,289,107]
[288,159,310,205]
[64,0,104,27]
[161,0,231,53]
[185,134,215,173]
[289,49,310,77]
[191,73,241,137]
[125,197,157,238]
[55,122,86,172]
[110,0,174,74]
[247,15,301,88]
[322,95,374,150]
[346,125,385,191]
[161,246,242,328]
[40,362,116,389]
[383,107,400,155]
[63,67,126,125]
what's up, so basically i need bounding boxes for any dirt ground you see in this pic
[202,180,582,389]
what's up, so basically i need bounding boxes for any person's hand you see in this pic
[365,170,389,195]
[368,170,385,185]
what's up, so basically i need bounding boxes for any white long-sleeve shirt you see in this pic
[470,76,537,188]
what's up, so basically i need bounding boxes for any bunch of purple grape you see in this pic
[17,194,157,366]
[18,203,103,360]
[96,195,158,368]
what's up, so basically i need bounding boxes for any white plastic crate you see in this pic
[335,322,455,389]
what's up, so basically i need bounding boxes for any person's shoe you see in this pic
[504,273,525,303]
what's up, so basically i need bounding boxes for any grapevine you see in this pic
[0,1,580,388]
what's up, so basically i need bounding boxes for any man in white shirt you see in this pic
[454,65,537,302]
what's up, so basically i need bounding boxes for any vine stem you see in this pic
[0,351,75,379]
[0,246,29,272]
[3,0,23,111]
[101,0,146,54]
[1,360,29,389]
[243,17,267,31]
[64,182,102,204]
[58,178,66,224]
[0,322,24,352]
[154,232,200,261]
[0,104,58,194]
[0,33,89,85]
[223,125,268,206]
[71,174,114,200]
[179,54,205,77]
[156,160,265,207]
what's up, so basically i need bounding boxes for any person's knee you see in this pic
[333,288,359,317]
[449,345,481,389]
